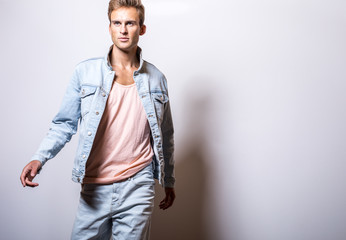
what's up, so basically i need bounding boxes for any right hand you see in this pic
[20,160,42,187]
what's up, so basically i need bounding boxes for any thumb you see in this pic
[31,166,38,177]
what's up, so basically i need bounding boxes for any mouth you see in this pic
[119,38,129,41]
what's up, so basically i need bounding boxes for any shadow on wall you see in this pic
[150,89,212,240]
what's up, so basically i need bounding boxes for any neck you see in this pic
[110,45,139,69]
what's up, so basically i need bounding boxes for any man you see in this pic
[20,0,175,239]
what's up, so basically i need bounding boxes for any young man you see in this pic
[20,0,175,239]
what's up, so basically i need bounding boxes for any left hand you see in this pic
[159,187,176,210]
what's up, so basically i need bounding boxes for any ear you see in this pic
[109,23,111,34]
[140,24,146,36]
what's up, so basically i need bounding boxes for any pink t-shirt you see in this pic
[83,81,154,184]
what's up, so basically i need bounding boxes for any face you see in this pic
[109,7,146,52]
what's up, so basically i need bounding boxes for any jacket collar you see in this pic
[105,45,144,73]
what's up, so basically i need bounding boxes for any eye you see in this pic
[112,21,121,26]
[126,22,135,26]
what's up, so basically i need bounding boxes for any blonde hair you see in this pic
[108,0,145,27]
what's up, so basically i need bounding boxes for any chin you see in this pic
[116,43,136,50]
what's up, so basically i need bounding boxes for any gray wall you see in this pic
[1,0,345,239]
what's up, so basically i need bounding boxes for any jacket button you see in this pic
[96,111,99,115]
[102,92,106,97]
[88,131,92,136]
[82,154,86,159]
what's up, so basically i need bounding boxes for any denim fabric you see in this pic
[71,161,155,240]
[30,45,175,188]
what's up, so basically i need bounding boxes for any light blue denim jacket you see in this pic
[30,46,175,188]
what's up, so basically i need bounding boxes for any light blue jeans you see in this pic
[71,161,155,240]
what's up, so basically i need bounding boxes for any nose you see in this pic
[120,23,127,34]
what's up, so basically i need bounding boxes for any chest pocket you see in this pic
[151,92,169,123]
[80,85,97,117]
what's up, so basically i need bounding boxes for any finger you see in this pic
[164,198,173,209]
[159,201,166,209]
[159,198,171,210]
[159,201,165,208]
[160,202,170,210]
[160,202,167,209]
[159,197,168,206]
[25,177,39,187]
[20,167,30,187]
[164,194,175,209]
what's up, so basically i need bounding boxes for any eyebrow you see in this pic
[111,20,137,23]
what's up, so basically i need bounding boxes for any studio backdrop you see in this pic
[1,0,345,239]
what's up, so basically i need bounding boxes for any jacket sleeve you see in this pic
[161,76,175,188]
[30,67,81,168]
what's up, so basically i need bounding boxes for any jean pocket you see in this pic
[131,163,155,187]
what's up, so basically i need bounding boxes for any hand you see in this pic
[159,187,175,210]
[20,160,42,187]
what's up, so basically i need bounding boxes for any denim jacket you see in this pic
[30,46,175,188]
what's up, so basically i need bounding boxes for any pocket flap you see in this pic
[80,85,97,98]
[152,93,169,104]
